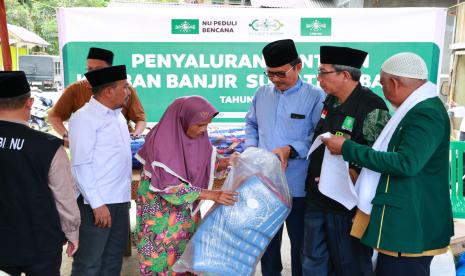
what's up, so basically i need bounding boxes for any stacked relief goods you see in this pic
[131,125,246,170]
[208,125,246,157]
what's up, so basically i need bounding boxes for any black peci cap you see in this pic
[84,65,127,88]
[320,46,368,69]
[87,47,114,65]
[0,71,31,98]
[262,39,299,68]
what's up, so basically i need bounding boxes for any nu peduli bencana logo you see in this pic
[172,19,200,34]
[301,18,331,36]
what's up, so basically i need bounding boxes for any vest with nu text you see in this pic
[0,120,65,266]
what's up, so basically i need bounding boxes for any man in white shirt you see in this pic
[69,65,132,276]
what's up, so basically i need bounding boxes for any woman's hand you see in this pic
[216,157,231,172]
[229,152,240,167]
[216,152,241,172]
[199,190,239,206]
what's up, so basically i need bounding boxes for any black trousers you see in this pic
[71,199,129,276]
[301,208,373,276]
[0,249,62,276]
[376,253,433,276]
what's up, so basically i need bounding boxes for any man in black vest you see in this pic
[0,71,80,276]
[302,46,390,275]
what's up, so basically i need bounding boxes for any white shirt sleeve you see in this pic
[69,114,104,209]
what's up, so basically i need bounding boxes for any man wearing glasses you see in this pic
[244,39,325,276]
[302,46,390,276]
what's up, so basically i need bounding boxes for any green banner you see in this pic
[62,42,440,122]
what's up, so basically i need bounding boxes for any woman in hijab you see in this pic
[135,96,238,275]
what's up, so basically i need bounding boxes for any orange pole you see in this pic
[0,0,12,71]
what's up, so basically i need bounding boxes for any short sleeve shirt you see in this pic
[51,79,146,123]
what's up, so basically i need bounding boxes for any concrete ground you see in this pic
[9,210,465,275]
[9,197,465,276]
[60,237,292,276]
[59,201,292,276]
[59,215,465,276]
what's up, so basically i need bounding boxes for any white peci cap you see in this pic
[381,52,428,80]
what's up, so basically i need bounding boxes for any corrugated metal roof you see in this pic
[250,0,337,8]
[109,0,249,7]
[109,0,352,7]
[3,24,49,47]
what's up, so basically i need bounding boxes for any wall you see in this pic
[363,0,458,7]
[364,0,458,74]
[0,45,28,70]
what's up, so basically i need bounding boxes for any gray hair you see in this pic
[333,64,361,81]
[0,92,31,110]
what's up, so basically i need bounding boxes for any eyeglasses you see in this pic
[264,65,296,79]
[317,70,338,75]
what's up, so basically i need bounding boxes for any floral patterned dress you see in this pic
[136,174,201,276]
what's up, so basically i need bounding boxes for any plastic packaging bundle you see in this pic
[173,147,292,275]
[131,135,145,169]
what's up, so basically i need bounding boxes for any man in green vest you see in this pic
[323,52,454,275]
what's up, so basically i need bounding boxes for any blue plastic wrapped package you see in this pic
[173,147,291,276]
[457,252,465,276]
[191,175,289,275]
[131,136,145,169]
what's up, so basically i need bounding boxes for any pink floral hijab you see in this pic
[136,96,218,190]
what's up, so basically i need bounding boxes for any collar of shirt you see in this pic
[0,118,29,126]
[88,97,123,117]
[274,78,303,96]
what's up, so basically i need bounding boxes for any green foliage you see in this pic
[5,0,110,55]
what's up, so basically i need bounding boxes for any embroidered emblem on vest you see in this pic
[342,116,355,131]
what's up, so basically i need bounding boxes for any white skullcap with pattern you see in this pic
[381,52,428,80]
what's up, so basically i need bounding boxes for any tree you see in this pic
[6,0,110,55]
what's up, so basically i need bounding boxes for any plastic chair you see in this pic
[450,141,465,218]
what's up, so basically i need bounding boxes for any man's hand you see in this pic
[349,168,359,184]
[131,121,147,136]
[92,205,112,228]
[66,240,79,257]
[47,109,69,144]
[63,135,69,148]
[272,146,291,171]
[321,135,346,155]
